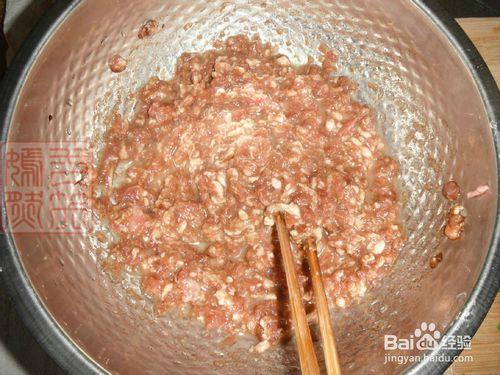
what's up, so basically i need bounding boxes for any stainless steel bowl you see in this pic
[1,0,499,374]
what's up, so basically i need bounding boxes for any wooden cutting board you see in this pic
[459,18,500,85]
[445,18,500,375]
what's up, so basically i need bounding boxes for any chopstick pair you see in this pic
[275,213,342,375]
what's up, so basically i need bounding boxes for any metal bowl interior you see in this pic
[1,0,499,374]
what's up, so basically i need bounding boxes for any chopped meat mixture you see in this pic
[467,184,489,199]
[93,35,403,349]
[138,19,159,39]
[108,54,127,73]
[444,204,466,240]
[442,180,460,201]
[429,252,443,269]
[441,180,467,241]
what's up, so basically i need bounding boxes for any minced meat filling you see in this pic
[93,35,403,350]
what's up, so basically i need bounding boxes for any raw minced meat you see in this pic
[93,35,403,350]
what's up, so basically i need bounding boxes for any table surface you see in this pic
[0,12,499,375]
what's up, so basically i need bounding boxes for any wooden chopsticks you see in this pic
[275,213,320,375]
[305,238,342,375]
[275,213,341,375]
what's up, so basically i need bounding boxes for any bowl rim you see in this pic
[0,0,498,374]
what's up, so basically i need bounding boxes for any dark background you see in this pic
[0,0,499,374]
